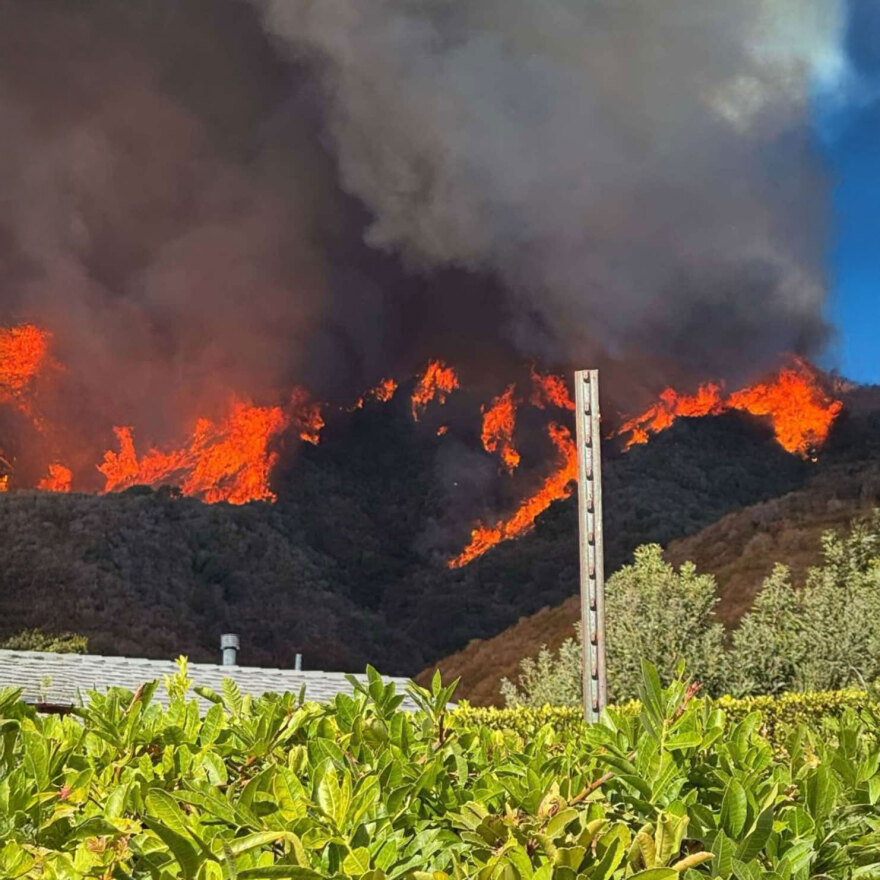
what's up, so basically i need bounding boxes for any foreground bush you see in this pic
[456,687,874,749]
[502,545,727,706]
[504,514,880,707]
[2,662,880,879]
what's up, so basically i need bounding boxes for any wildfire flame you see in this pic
[616,383,724,447]
[99,401,289,504]
[0,324,50,410]
[289,388,325,445]
[351,378,398,410]
[0,320,847,542]
[530,367,575,411]
[615,358,842,457]
[449,422,577,568]
[371,378,398,403]
[37,463,72,493]
[481,385,520,472]
[411,360,460,421]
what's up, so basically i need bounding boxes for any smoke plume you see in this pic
[0,0,851,460]
[258,0,845,380]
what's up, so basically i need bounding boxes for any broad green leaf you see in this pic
[712,832,734,880]
[628,870,678,880]
[737,807,773,862]
[228,831,289,856]
[237,869,324,879]
[343,846,372,875]
[721,780,748,839]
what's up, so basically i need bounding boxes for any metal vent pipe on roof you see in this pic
[294,653,302,671]
[220,633,239,666]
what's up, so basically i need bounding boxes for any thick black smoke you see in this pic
[0,0,848,456]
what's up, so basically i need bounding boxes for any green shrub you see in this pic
[1,662,880,878]
[0,627,88,653]
[502,545,727,706]
[505,514,880,707]
[455,687,873,750]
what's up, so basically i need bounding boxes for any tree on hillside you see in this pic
[732,514,880,694]
[728,564,804,695]
[501,544,727,705]
[1,629,88,654]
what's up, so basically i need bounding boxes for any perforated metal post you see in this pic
[574,370,607,722]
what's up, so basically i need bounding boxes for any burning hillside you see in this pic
[615,358,843,458]
[0,321,848,571]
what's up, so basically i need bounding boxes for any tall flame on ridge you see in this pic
[481,385,519,472]
[411,360,459,420]
[530,366,576,411]
[0,324,50,410]
[99,401,289,504]
[37,463,72,493]
[615,358,842,457]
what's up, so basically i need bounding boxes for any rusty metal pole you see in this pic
[574,370,607,722]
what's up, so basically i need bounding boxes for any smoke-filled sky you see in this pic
[0,0,869,441]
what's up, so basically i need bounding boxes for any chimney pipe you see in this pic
[294,653,302,671]
[220,633,239,667]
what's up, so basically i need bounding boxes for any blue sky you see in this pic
[822,1,880,384]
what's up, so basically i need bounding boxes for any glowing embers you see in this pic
[99,401,289,504]
[411,361,459,420]
[615,358,842,457]
[351,378,398,411]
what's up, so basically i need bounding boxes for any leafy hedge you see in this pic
[1,662,880,879]
[453,688,874,748]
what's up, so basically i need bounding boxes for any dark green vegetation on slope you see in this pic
[3,664,880,878]
[419,401,880,704]
[0,390,810,675]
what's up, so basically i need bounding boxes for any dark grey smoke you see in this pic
[257,0,845,382]
[0,0,849,467]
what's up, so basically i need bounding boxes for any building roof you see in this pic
[0,649,418,711]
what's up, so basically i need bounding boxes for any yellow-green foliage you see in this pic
[453,688,872,747]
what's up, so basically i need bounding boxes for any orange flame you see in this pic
[99,401,288,504]
[371,378,398,403]
[0,324,51,415]
[616,359,842,457]
[530,367,575,411]
[616,383,724,447]
[727,360,843,455]
[411,361,460,420]
[37,463,72,493]
[449,422,577,568]
[481,385,520,472]
[351,378,398,410]
[289,388,325,445]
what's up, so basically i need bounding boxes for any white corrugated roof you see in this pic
[0,649,417,710]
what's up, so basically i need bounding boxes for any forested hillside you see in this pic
[421,402,880,704]
[0,392,857,677]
